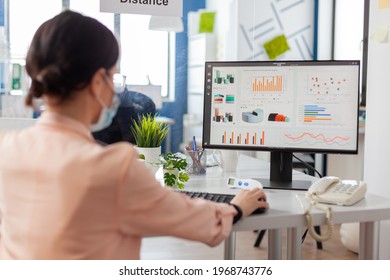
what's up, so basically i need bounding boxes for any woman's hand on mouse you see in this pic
[230,188,268,218]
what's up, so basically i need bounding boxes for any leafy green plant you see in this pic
[160,153,190,189]
[131,114,169,148]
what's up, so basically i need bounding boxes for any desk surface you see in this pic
[185,154,390,232]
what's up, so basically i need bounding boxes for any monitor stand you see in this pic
[253,151,314,191]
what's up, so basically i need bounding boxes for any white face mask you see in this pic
[90,93,120,132]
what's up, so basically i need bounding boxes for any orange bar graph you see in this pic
[222,131,265,145]
[304,117,332,122]
[252,76,283,92]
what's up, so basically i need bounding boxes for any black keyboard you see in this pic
[176,190,266,215]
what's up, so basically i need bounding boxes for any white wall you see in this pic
[327,131,365,180]
[316,0,333,60]
[207,0,315,61]
[364,0,390,259]
[364,2,390,198]
[334,0,365,60]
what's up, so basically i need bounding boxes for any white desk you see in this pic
[185,154,390,260]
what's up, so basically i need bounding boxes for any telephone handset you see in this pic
[304,176,367,242]
[307,176,367,206]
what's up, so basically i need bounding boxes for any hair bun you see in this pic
[36,65,62,89]
[30,65,64,98]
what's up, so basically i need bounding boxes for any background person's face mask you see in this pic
[90,93,120,132]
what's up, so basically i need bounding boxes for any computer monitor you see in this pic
[202,60,360,190]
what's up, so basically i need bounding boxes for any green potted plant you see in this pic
[160,152,190,189]
[131,113,168,168]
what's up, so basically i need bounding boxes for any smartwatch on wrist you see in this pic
[229,203,243,224]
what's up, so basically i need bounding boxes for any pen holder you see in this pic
[185,150,207,175]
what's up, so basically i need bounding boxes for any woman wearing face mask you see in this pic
[0,10,268,260]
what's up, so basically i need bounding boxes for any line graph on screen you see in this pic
[284,132,351,147]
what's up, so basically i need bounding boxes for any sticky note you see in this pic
[370,25,389,43]
[263,35,290,60]
[378,0,389,9]
[199,12,215,33]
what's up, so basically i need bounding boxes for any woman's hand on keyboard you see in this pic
[230,188,269,218]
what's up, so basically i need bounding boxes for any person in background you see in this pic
[0,10,268,260]
[92,88,156,145]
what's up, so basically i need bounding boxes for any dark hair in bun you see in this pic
[25,10,119,106]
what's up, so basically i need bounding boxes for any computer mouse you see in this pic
[252,196,268,214]
[252,207,267,214]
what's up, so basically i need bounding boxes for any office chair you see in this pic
[93,88,156,145]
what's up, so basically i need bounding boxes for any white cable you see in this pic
[304,195,334,242]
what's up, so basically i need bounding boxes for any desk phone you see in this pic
[307,176,367,206]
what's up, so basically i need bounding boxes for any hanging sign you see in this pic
[100,0,182,17]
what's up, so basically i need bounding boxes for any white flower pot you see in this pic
[134,146,162,174]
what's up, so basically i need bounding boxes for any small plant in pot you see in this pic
[131,114,168,168]
[131,113,168,148]
[160,152,190,189]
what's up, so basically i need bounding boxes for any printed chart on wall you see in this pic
[205,62,359,153]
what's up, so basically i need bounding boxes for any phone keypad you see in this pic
[332,183,358,195]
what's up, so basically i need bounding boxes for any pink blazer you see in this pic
[0,112,236,259]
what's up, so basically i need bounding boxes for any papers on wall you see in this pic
[378,0,389,10]
[198,12,215,33]
[370,25,389,43]
[263,34,291,60]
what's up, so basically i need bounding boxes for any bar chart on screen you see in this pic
[298,103,355,126]
[302,104,333,123]
[251,75,283,93]
[220,130,266,145]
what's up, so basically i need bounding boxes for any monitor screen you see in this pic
[202,60,360,189]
